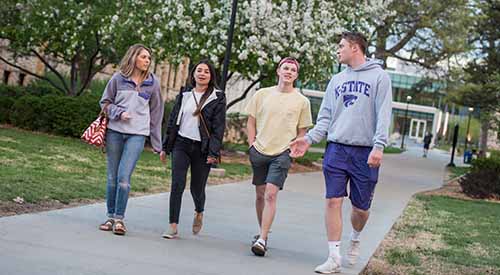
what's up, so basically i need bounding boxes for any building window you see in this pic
[19,73,26,86]
[3,70,11,84]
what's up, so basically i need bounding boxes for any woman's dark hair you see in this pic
[189,59,219,116]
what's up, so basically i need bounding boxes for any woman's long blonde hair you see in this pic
[119,44,152,83]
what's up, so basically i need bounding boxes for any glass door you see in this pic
[409,119,426,139]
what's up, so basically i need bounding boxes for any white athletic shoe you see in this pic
[347,240,361,265]
[314,256,341,274]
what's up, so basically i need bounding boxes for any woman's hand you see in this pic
[206,156,218,164]
[160,151,168,164]
[120,112,131,121]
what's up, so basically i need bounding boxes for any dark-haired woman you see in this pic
[160,60,226,239]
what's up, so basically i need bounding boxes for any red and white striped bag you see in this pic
[81,104,109,148]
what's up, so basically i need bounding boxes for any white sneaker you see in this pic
[314,256,341,274]
[347,240,361,265]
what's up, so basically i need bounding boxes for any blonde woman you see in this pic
[98,44,164,235]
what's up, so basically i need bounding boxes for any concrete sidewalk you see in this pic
[0,152,447,275]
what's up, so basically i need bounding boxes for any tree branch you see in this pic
[387,22,420,54]
[389,52,436,70]
[0,55,66,94]
[77,32,101,96]
[227,75,265,110]
[30,49,70,93]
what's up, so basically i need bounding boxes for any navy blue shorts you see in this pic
[322,142,379,210]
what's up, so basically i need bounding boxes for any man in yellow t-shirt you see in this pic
[245,57,313,257]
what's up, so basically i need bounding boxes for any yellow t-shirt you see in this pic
[245,86,313,156]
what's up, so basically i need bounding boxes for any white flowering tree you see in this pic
[1,0,388,100]
[148,0,389,108]
[0,0,173,96]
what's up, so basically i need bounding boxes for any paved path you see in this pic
[0,150,447,275]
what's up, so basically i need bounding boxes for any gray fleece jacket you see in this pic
[306,60,393,149]
[100,72,164,152]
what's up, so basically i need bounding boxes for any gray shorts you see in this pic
[249,146,292,190]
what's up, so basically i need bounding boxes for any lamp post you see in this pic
[447,124,459,167]
[400,95,412,150]
[464,107,474,153]
[219,0,238,92]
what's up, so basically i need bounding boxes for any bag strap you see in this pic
[191,90,221,164]
[191,90,211,138]
[99,102,111,118]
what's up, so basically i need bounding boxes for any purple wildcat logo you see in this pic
[343,94,358,107]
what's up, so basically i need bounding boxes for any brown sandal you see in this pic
[99,219,115,231]
[113,220,127,235]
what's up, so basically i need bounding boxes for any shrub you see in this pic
[0,96,15,123]
[0,85,27,123]
[459,155,500,199]
[0,83,27,97]
[9,94,101,137]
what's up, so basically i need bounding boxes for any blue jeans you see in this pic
[105,129,145,219]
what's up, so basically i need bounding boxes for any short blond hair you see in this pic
[119,44,152,82]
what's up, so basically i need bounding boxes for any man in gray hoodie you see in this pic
[290,32,392,273]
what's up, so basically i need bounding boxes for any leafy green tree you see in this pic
[0,0,173,96]
[369,0,472,69]
[447,0,500,154]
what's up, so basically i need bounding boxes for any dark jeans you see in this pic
[169,135,211,224]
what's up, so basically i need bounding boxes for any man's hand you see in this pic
[247,139,254,148]
[160,151,168,164]
[367,147,383,168]
[207,156,218,164]
[120,112,131,121]
[289,137,310,158]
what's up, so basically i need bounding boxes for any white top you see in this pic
[178,91,203,141]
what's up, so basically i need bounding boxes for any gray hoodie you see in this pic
[100,72,164,152]
[306,60,393,149]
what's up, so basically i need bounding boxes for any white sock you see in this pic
[351,229,361,241]
[328,241,341,258]
[257,238,266,245]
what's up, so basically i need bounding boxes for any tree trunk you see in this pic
[70,55,78,96]
[479,118,490,157]
[374,25,389,68]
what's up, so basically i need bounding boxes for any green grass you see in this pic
[223,142,324,165]
[311,139,328,148]
[0,126,251,204]
[384,146,403,154]
[449,166,470,179]
[386,248,421,266]
[311,139,403,154]
[294,151,324,165]
[379,194,500,273]
[223,142,249,152]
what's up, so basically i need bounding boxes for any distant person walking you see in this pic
[98,44,165,236]
[423,132,433,158]
[290,32,392,273]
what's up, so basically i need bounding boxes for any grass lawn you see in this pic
[449,166,470,179]
[363,194,500,275]
[223,142,324,166]
[0,126,252,205]
[311,140,403,154]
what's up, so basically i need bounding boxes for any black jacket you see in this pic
[162,88,226,159]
